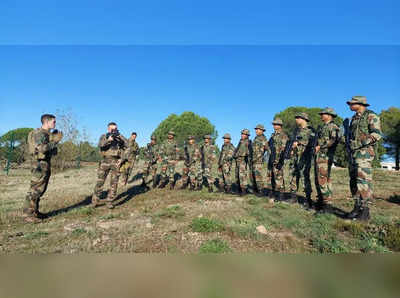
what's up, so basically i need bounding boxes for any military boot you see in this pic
[208,185,213,193]
[255,188,263,197]
[189,183,195,191]
[288,192,298,203]
[303,194,313,211]
[217,184,224,193]
[347,201,361,220]
[169,182,175,190]
[158,179,168,189]
[357,206,370,221]
[225,185,232,194]
[180,182,188,190]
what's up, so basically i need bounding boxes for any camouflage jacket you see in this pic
[294,126,315,157]
[270,131,288,155]
[350,110,382,151]
[30,128,57,160]
[234,139,251,159]
[252,135,269,164]
[185,143,201,166]
[201,143,217,167]
[98,133,128,159]
[218,143,235,166]
[317,121,339,154]
[160,139,179,161]
[126,139,139,161]
[145,143,160,164]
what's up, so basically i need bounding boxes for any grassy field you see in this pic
[1,161,400,254]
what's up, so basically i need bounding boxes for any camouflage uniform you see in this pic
[201,135,217,191]
[159,131,180,187]
[252,125,269,194]
[346,96,382,217]
[92,133,128,208]
[142,136,161,188]
[24,128,59,218]
[182,137,203,189]
[234,129,252,193]
[289,113,315,202]
[217,134,235,192]
[120,136,139,184]
[315,108,340,204]
[266,119,289,193]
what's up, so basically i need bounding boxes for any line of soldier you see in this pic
[23,96,382,223]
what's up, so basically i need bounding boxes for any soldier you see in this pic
[92,122,128,209]
[266,118,289,201]
[217,133,236,194]
[234,129,252,196]
[23,114,63,222]
[314,108,340,213]
[181,136,203,190]
[201,135,218,192]
[120,132,139,185]
[141,135,160,190]
[159,131,180,189]
[288,113,315,209]
[252,124,269,197]
[345,96,382,221]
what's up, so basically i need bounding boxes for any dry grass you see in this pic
[1,161,399,254]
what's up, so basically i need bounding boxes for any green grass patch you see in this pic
[382,223,400,252]
[71,228,87,236]
[24,231,49,240]
[310,236,350,253]
[190,217,224,233]
[155,205,185,219]
[199,238,232,254]
[99,213,121,220]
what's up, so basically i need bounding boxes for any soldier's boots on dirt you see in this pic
[217,184,224,193]
[208,185,213,193]
[158,179,168,189]
[225,186,232,194]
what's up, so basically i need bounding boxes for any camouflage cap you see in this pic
[346,95,370,107]
[187,135,195,140]
[254,124,265,131]
[150,135,156,140]
[167,130,176,136]
[319,107,338,117]
[295,112,310,122]
[241,129,250,136]
[272,118,283,126]
[204,135,212,139]
[222,133,231,139]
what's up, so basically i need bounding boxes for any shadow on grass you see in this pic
[387,194,400,205]
[113,184,147,207]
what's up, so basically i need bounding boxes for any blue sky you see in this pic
[0,1,399,146]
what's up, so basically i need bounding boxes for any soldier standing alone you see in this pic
[314,108,340,213]
[217,133,236,194]
[23,114,63,222]
[345,96,382,221]
[92,122,128,209]
[201,135,218,192]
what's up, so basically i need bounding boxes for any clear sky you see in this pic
[0,1,399,146]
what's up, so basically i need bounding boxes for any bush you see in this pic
[199,239,232,254]
[190,217,224,233]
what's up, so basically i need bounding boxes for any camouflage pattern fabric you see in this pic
[218,143,235,188]
[266,131,288,192]
[252,134,269,190]
[315,121,339,202]
[234,139,251,189]
[348,110,382,207]
[182,143,203,188]
[120,139,139,183]
[202,143,217,186]
[160,139,180,184]
[24,128,58,217]
[92,133,127,205]
[289,126,315,197]
[142,143,161,186]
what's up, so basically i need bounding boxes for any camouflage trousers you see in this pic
[93,157,121,203]
[182,161,203,187]
[120,158,136,183]
[203,164,215,186]
[266,164,285,192]
[235,157,249,189]
[289,157,312,197]
[24,159,51,215]
[142,161,158,186]
[348,148,374,207]
[218,162,232,187]
[160,160,178,184]
[314,153,333,202]
[252,162,266,190]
